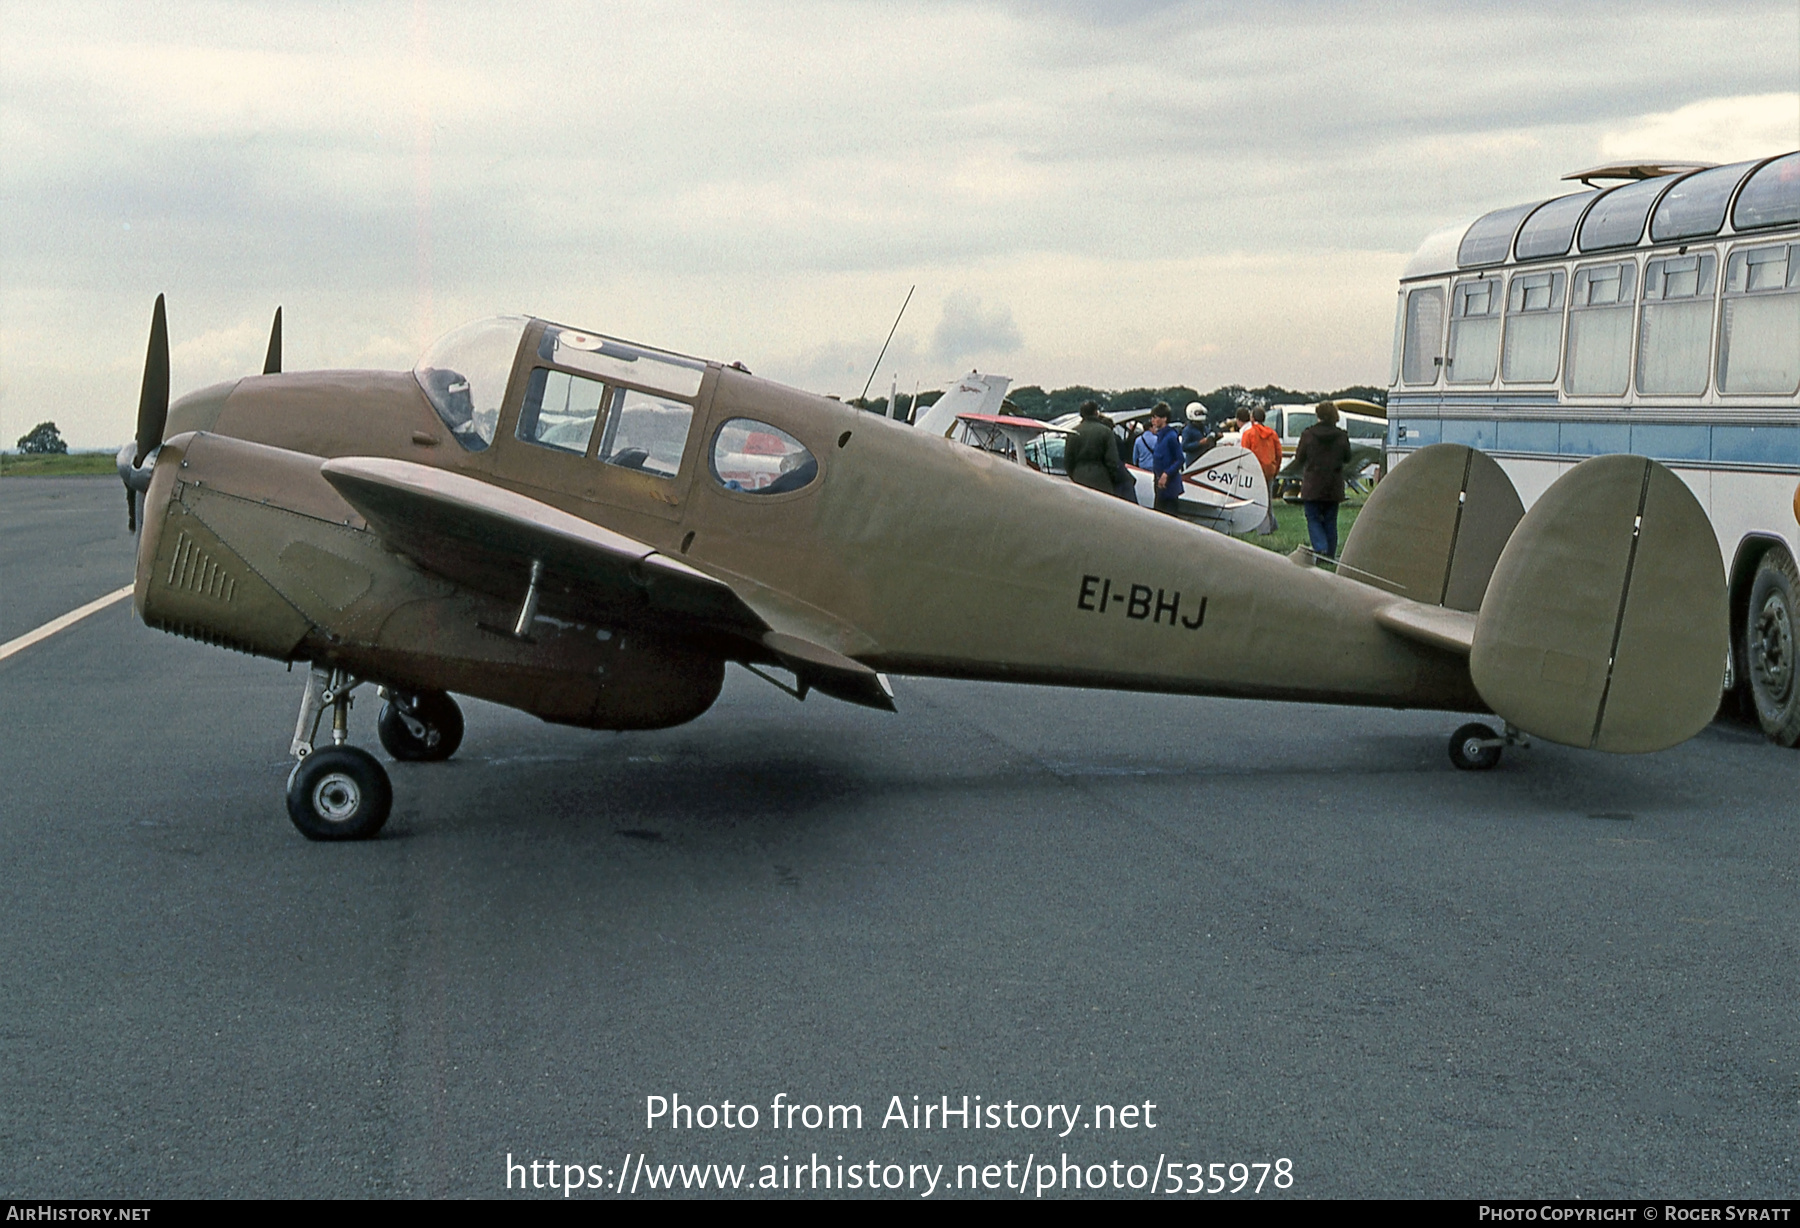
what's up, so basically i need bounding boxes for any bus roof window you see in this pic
[1578,177,1673,252]
[1650,160,1759,242]
[1458,200,1544,267]
[1732,152,1800,232]
[1515,192,1596,261]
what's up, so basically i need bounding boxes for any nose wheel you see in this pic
[286,665,392,840]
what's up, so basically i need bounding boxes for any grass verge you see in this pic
[1243,495,1364,556]
[0,452,119,477]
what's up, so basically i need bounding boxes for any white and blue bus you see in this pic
[1385,151,1800,747]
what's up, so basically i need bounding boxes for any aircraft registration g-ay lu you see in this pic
[119,305,1730,839]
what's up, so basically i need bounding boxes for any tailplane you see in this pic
[1470,455,1726,752]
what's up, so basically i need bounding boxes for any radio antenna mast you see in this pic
[859,285,915,405]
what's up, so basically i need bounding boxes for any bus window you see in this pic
[1578,178,1667,252]
[1447,278,1502,383]
[1502,269,1566,383]
[1515,191,1597,261]
[1719,243,1800,395]
[1389,293,1404,386]
[1457,201,1541,267]
[1650,161,1757,242]
[1731,153,1800,232]
[1638,252,1718,396]
[1401,286,1445,385]
[1565,261,1637,396]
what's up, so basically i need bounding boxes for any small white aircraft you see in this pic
[954,413,1268,535]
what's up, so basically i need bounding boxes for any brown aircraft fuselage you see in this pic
[135,317,1484,734]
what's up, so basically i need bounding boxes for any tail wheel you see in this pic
[377,690,465,762]
[1746,548,1800,747]
[1449,722,1503,771]
[287,746,392,841]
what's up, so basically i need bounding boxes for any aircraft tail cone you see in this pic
[118,294,169,530]
[1469,455,1727,753]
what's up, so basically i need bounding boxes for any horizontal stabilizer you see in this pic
[1340,443,1523,609]
[1470,455,1726,753]
[1374,602,1476,656]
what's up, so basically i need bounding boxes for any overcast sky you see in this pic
[2,1,1796,448]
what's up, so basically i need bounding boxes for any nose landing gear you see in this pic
[286,665,391,840]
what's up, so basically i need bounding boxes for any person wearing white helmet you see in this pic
[1180,402,1214,464]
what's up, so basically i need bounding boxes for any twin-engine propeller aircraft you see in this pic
[119,302,1728,840]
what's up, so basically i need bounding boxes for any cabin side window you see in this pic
[1401,286,1445,385]
[710,419,819,494]
[1501,269,1565,383]
[1637,253,1718,396]
[516,368,609,454]
[1718,243,1800,395]
[1446,277,1502,384]
[596,389,695,478]
[1564,260,1637,396]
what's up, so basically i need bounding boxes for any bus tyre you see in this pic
[1746,548,1800,747]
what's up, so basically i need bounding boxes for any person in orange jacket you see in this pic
[1239,406,1282,535]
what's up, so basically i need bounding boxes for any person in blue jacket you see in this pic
[1131,419,1155,470]
[1145,402,1184,515]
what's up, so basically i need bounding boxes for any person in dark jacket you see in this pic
[1066,401,1126,496]
[1291,400,1353,560]
[1181,402,1215,464]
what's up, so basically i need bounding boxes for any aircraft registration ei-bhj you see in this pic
[118,303,1730,840]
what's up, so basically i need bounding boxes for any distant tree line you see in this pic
[15,421,68,454]
[849,384,1386,428]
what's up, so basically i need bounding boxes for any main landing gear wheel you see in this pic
[1449,722,1503,771]
[1746,548,1800,748]
[286,746,392,841]
[377,690,464,762]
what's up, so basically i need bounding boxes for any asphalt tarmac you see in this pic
[1,476,1795,1199]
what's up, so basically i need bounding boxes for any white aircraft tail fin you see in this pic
[914,372,1011,437]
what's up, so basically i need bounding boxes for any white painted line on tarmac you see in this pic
[0,583,135,663]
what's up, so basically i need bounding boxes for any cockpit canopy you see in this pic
[414,316,714,453]
[413,316,529,451]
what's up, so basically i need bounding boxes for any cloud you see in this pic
[1599,93,1800,164]
[931,291,1022,364]
[3,2,1798,446]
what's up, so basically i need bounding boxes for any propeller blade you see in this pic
[133,294,169,467]
[263,306,282,375]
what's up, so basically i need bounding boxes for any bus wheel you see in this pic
[1746,548,1800,747]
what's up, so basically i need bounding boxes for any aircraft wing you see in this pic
[319,457,895,709]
